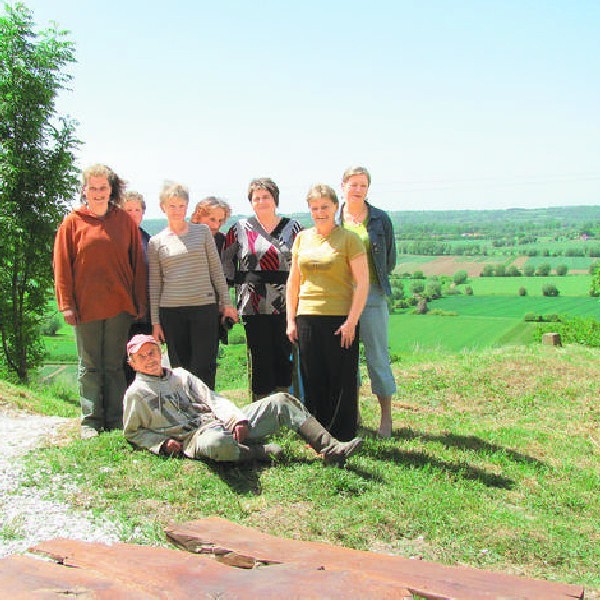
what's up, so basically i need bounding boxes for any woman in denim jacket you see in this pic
[340,166,397,437]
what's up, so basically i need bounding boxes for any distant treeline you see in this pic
[143,205,600,252]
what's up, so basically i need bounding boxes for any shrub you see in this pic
[40,314,62,337]
[534,316,600,348]
[410,281,425,294]
[412,270,425,279]
[542,283,559,297]
[464,286,473,296]
[523,264,535,277]
[536,263,552,277]
[555,264,568,276]
[518,287,527,296]
[453,270,468,285]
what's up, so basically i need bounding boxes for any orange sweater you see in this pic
[53,206,147,323]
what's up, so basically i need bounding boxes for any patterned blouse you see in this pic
[222,216,302,316]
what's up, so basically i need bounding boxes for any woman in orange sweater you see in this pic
[53,164,146,437]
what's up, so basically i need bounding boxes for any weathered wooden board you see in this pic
[24,537,409,598]
[165,517,585,600]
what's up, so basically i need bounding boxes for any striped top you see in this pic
[148,223,231,324]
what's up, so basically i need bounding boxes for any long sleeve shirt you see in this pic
[53,205,147,323]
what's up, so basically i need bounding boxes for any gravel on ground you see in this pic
[0,406,125,558]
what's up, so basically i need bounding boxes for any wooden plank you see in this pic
[26,538,410,599]
[165,517,585,600]
[0,554,148,599]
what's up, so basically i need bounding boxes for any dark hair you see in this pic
[247,177,280,207]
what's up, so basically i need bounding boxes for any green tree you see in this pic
[555,264,568,276]
[542,283,559,297]
[536,263,552,277]
[0,3,79,382]
[453,269,468,285]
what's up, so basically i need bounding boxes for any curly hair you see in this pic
[82,163,126,206]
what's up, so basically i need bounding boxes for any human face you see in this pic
[194,207,226,236]
[162,196,188,225]
[123,200,144,227]
[85,175,111,216]
[309,195,337,234]
[342,174,369,206]
[251,189,276,220]
[128,342,163,376]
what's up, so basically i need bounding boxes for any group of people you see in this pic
[52,163,397,463]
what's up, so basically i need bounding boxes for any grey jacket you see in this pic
[123,367,245,455]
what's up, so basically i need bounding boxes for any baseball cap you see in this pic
[127,334,159,356]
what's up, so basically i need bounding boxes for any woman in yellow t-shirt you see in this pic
[286,184,368,441]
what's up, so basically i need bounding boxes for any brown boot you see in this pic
[298,417,362,466]
[237,443,283,462]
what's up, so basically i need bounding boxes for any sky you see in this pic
[16,0,600,219]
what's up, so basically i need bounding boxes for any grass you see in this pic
[5,344,597,595]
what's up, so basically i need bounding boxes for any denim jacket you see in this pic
[340,201,396,296]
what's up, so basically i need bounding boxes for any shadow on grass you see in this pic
[359,427,516,489]
[394,427,546,466]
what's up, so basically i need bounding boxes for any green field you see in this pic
[460,275,593,296]
[388,314,533,353]
[432,295,599,318]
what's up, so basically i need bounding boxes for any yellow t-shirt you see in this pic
[293,226,365,316]
[343,220,378,285]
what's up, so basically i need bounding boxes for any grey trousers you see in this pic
[75,312,133,431]
[183,394,310,462]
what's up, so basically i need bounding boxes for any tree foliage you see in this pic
[0,3,79,382]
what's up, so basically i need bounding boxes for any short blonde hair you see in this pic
[306,183,339,207]
[342,165,371,186]
[121,191,146,213]
[193,196,232,220]
[159,181,189,207]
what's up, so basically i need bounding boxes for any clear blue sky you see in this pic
[19,0,600,219]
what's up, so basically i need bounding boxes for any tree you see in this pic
[555,264,568,276]
[0,3,79,382]
[523,263,535,277]
[542,283,559,297]
[453,269,468,285]
[536,263,552,277]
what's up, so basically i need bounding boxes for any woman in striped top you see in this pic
[148,182,238,389]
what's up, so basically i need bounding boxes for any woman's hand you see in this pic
[62,309,77,326]
[221,305,239,323]
[286,320,298,343]
[335,319,357,349]
[153,324,165,344]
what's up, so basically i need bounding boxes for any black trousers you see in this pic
[296,315,359,441]
[244,314,292,396]
[160,304,219,389]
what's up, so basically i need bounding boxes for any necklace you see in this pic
[344,204,367,225]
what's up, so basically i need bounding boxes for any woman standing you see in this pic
[340,166,397,437]
[190,196,231,256]
[53,164,147,436]
[148,182,237,389]
[223,178,302,400]
[286,184,368,441]
[121,191,152,386]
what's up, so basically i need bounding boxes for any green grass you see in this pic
[14,344,600,593]
[463,275,593,296]
[388,314,530,353]
[430,295,599,318]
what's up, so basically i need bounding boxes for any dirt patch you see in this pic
[396,257,485,277]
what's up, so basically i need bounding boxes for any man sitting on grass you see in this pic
[123,334,362,465]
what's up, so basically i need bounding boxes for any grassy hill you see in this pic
[4,344,599,595]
